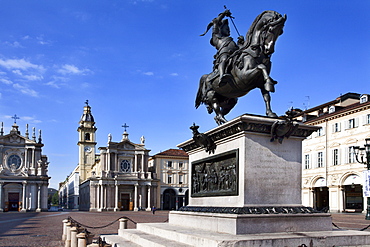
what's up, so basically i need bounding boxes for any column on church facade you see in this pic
[102,184,106,210]
[106,152,110,173]
[147,185,151,210]
[100,184,104,210]
[97,184,101,211]
[22,182,27,211]
[114,182,119,211]
[141,154,144,173]
[134,184,138,211]
[36,184,41,212]
[31,148,36,175]
[42,184,48,210]
[114,153,118,172]
[0,182,3,212]
[90,184,96,210]
[134,155,138,173]
[24,148,28,169]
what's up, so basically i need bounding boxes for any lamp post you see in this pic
[353,138,370,220]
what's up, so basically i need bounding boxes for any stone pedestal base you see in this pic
[170,210,332,235]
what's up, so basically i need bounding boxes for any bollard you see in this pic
[118,218,128,236]
[76,232,87,247]
[70,226,78,247]
[65,221,72,247]
[119,218,128,230]
[62,219,69,241]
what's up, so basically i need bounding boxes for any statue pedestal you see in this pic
[104,114,370,246]
[174,114,331,234]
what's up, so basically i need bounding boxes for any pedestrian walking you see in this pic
[152,206,156,214]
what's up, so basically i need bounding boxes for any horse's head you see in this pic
[260,11,287,55]
[245,11,286,56]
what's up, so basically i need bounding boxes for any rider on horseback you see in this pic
[200,9,239,86]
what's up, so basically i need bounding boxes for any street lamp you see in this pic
[353,138,370,220]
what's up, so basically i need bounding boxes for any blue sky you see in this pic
[0,1,369,189]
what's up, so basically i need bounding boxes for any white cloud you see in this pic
[0,78,13,85]
[13,83,39,97]
[143,71,154,76]
[0,58,44,72]
[22,116,42,124]
[45,81,61,89]
[57,64,91,75]
[170,73,179,76]
[12,69,43,81]
[4,41,23,48]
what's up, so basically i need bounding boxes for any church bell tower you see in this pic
[77,100,97,182]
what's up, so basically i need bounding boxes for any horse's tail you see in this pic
[195,74,208,108]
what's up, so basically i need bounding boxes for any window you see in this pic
[332,122,341,133]
[346,118,358,129]
[366,114,370,125]
[120,160,131,173]
[329,106,336,113]
[348,146,355,163]
[179,175,183,184]
[333,149,339,166]
[167,161,172,168]
[317,127,325,137]
[317,152,324,168]
[304,154,310,169]
[179,162,183,168]
[167,174,173,184]
[85,133,90,141]
[360,95,368,103]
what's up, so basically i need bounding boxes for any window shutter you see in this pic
[355,117,359,127]
[338,149,341,165]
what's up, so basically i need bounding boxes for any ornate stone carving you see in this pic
[191,150,238,197]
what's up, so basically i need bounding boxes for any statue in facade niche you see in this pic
[196,9,286,125]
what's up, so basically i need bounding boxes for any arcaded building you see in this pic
[299,93,370,212]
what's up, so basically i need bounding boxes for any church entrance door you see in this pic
[121,194,130,211]
[8,193,20,211]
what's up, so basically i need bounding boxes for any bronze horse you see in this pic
[196,10,287,125]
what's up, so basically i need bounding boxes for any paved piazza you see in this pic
[0,210,169,247]
[0,211,370,246]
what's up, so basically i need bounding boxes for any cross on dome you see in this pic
[12,114,20,124]
[122,123,129,132]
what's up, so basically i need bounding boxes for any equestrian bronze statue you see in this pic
[195,9,287,125]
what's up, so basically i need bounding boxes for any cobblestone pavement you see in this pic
[0,211,370,247]
[0,210,169,247]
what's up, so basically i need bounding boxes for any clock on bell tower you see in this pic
[77,100,97,182]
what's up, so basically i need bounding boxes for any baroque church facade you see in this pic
[60,102,159,211]
[0,120,50,212]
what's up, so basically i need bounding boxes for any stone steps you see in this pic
[102,234,140,247]
[102,222,370,247]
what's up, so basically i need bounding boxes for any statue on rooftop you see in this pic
[196,8,286,125]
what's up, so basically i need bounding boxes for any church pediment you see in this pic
[0,133,28,145]
[116,141,136,150]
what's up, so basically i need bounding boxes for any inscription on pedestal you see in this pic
[191,150,238,197]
